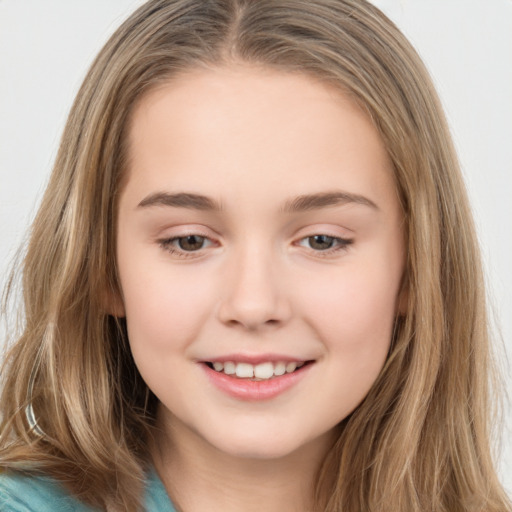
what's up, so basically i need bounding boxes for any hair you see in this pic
[1,0,510,511]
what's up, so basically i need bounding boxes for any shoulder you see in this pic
[0,470,95,512]
[145,468,177,512]
[0,468,176,512]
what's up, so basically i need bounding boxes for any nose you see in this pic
[216,244,292,331]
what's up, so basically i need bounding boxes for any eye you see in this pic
[175,235,207,251]
[297,234,353,253]
[159,234,215,256]
[304,235,336,250]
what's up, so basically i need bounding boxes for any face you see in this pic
[116,65,405,461]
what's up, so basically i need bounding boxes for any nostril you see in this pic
[224,317,281,330]
[216,276,292,330]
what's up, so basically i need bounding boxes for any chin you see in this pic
[219,439,297,460]
[201,423,332,462]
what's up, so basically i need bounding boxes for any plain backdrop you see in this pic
[1,0,511,495]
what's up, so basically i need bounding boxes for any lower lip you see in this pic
[202,363,313,401]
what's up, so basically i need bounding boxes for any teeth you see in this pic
[235,363,254,378]
[254,362,274,379]
[274,362,286,376]
[223,361,236,375]
[210,360,306,380]
[285,362,297,373]
[213,362,224,372]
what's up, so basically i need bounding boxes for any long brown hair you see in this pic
[1,1,510,510]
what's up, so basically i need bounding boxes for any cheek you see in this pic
[304,269,398,334]
[301,267,399,415]
[118,256,215,352]
[119,263,216,394]
[297,256,401,370]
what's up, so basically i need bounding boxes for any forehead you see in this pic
[123,65,396,213]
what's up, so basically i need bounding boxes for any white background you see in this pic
[1,0,511,495]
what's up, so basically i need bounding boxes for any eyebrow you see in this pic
[137,190,378,212]
[137,192,223,211]
[281,191,379,212]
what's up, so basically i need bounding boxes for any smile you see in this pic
[201,358,314,401]
[206,361,306,380]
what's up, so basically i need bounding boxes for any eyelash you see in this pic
[158,234,214,258]
[296,234,353,256]
[158,234,353,259]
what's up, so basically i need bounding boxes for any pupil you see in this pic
[179,235,204,251]
[309,235,334,250]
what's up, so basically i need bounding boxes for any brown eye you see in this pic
[307,235,336,250]
[159,233,215,256]
[297,234,353,254]
[177,235,206,251]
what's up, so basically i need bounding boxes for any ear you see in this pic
[101,282,126,318]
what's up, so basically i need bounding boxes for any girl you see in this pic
[1,1,510,511]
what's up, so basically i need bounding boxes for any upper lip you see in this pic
[199,353,312,365]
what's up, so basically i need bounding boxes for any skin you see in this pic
[116,65,405,512]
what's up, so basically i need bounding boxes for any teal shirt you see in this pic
[0,468,176,511]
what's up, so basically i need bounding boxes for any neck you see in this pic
[151,412,337,512]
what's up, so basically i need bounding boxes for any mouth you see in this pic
[201,357,315,401]
[204,360,313,381]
